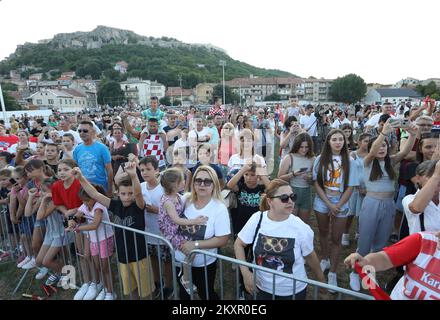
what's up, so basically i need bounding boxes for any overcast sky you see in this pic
[0,0,438,84]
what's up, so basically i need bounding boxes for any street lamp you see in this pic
[219,60,226,105]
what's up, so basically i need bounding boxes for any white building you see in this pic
[394,77,420,88]
[303,78,333,103]
[364,88,422,105]
[120,78,165,106]
[27,89,88,111]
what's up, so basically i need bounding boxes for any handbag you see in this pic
[246,211,264,263]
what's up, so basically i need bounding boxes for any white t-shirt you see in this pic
[188,127,210,143]
[238,211,314,296]
[175,199,230,267]
[58,130,82,145]
[402,192,440,234]
[331,118,350,129]
[227,154,267,172]
[141,182,165,245]
[286,106,301,118]
[78,202,114,243]
[8,142,37,154]
[299,114,318,136]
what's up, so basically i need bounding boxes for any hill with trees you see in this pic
[0,26,295,88]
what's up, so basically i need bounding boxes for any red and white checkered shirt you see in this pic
[142,134,165,167]
[208,106,225,118]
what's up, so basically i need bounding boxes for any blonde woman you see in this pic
[234,179,325,300]
[177,165,230,300]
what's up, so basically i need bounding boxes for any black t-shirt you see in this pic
[44,161,58,177]
[163,125,179,146]
[230,180,265,236]
[30,128,43,137]
[109,199,146,264]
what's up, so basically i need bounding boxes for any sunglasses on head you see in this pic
[270,193,297,203]
[194,178,213,187]
[78,129,89,133]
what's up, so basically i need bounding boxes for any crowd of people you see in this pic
[0,94,439,300]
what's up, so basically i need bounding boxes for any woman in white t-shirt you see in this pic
[177,165,230,300]
[8,130,37,154]
[234,179,325,300]
[227,129,267,179]
[403,160,440,234]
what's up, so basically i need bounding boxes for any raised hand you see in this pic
[28,188,39,198]
[124,161,137,177]
[71,167,83,180]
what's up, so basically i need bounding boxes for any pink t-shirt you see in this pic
[78,202,114,243]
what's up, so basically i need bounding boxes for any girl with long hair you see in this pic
[312,129,358,290]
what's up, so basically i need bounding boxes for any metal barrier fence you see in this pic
[0,206,372,300]
[186,249,374,301]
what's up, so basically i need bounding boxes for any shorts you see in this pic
[119,257,154,298]
[314,194,350,218]
[147,243,172,262]
[34,219,47,229]
[348,189,364,217]
[292,186,312,211]
[90,237,114,259]
[43,232,74,247]
[395,185,407,212]
[19,216,35,236]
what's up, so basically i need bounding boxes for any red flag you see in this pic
[354,262,391,300]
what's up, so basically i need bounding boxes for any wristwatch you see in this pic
[194,241,200,249]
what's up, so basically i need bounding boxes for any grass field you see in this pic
[0,138,395,300]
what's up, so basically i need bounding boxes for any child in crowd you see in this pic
[73,162,154,300]
[35,177,74,285]
[139,156,173,299]
[0,169,17,261]
[67,184,115,300]
[22,160,53,276]
[50,159,90,300]
[61,133,76,159]
[9,166,33,269]
[158,168,207,293]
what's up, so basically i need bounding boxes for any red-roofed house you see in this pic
[166,87,195,104]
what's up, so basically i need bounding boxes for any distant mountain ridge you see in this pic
[0,26,296,88]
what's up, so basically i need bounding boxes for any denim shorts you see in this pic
[314,195,350,218]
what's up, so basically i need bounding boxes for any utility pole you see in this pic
[219,60,226,105]
[178,74,183,106]
[0,83,7,122]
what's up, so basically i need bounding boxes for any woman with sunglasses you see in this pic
[177,166,230,300]
[312,129,358,290]
[234,179,325,300]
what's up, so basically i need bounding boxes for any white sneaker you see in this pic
[21,257,36,270]
[95,288,106,300]
[35,267,49,280]
[341,233,350,246]
[83,283,103,300]
[104,292,115,300]
[74,283,90,300]
[349,272,361,292]
[328,272,338,293]
[17,256,31,268]
[320,259,331,272]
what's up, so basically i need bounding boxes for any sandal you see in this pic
[180,277,197,295]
